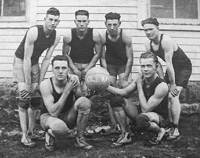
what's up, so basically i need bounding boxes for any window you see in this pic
[150,0,199,19]
[0,0,25,17]
[137,0,200,30]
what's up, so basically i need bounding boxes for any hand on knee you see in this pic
[75,97,91,115]
[136,114,150,130]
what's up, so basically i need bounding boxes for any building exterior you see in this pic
[0,0,200,81]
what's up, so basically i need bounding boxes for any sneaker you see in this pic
[45,132,55,151]
[167,128,180,140]
[21,136,36,148]
[112,132,132,147]
[75,136,93,150]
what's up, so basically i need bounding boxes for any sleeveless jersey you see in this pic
[69,28,95,63]
[105,29,127,65]
[15,25,56,65]
[142,77,168,119]
[150,34,191,69]
[41,77,74,115]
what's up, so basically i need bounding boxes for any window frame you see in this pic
[137,0,200,31]
[0,0,36,28]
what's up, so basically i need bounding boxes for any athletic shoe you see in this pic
[167,128,180,140]
[45,132,55,151]
[21,136,36,147]
[75,136,93,150]
[112,132,132,147]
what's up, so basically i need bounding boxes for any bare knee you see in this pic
[74,97,91,114]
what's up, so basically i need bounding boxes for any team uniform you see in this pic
[13,25,56,108]
[150,34,192,88]
[136,77,169,129]
[40,77,75,130]
[105,29,127,77]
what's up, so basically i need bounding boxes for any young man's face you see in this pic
[44,14,60,31]
[105,19,121,37]
[143,24,159,40]
[53,60,69,81]
[140,58,157,79]
[74,15,89,32]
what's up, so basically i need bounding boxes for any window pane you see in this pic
[3,0,25,16]
[150,0,173,18]
[176,0,198,19]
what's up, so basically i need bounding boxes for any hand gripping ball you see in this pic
[85,67,110,91]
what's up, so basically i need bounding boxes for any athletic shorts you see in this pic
[13,56,40,83]
[107,64,126,77]
[165,65,192,88]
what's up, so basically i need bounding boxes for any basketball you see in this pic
[85,67,110,91]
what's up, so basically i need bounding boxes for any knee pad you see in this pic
[110,95,125,108]
[17,98,30,109]
[75,97,91,115]
[136,114,150,130]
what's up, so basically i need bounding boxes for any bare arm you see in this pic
[162,38,176,86]
[137,78,168,113]
[122,31,133,80]
[107,79,137,96]
[39,33,61,83]
[40,76,78,117]
[23,27,38,90]
[99,31,107,68]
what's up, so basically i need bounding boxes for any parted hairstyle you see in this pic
[51,55,68,66]
[105,12,121,20]
[140,51,159,64]
[141,17,159,26]
[46,7,60,16]
[75,10,89,17]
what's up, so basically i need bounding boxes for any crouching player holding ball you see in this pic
[107,52,169,146]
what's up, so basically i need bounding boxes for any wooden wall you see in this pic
[0,0,200,81]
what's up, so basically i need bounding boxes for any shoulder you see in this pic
[40,79,51,93]
[121,29,132,44]
[93,29,101,43]
[63,29,72,43]
[154,81,168,97]
[161,34,176,49]
[26,26,38,41]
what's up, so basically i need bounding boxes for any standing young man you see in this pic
[40,55,93,151]
[13,7,61,147]
[141,17,192,140]
[100,12,133,131]
[107,52,169,146]
[62,10,102,97]
[101,12,133,87]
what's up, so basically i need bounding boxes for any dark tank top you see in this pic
[150,34,191,69]
[15,25,56,65]
[105,29,127,65]
[41,78,74,115]
[69,28,95,63]
[142,77,168,119]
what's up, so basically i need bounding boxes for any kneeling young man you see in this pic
[40,55,93,151]
[107,52,169,146]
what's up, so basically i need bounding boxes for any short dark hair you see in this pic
[46,7,60,16]
[51,55,68,66]
[140,51,158,64]
[105,12,121,20]
[75,10,89,17]
[141,17,159,26]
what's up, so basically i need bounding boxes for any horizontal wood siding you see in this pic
[0,0,200,81]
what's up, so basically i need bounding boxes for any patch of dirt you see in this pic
[0,95,200,158]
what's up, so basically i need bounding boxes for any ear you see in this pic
[119,21,121,26]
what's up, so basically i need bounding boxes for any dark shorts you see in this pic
[165,66,192,88]
[107,64,126,77]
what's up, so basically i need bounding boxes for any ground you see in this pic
[0,94,200,158]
